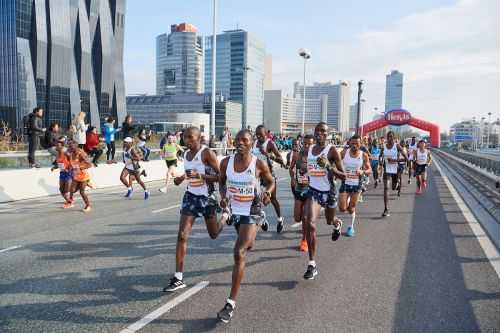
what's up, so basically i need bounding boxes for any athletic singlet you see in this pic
[416,149,428,165]
[162,143,178,161]
[184,146,208,196]
[399,147,407,165]
[123,148,135,171]
[384,143,398,174]
[227,155,258,216]
[56,152,71,172]
[252,139,272,170]
[295,151,309,191]
[343,150,364,186]
[307,144,332,192]
[370,146,381,161]
[408,143,417,159]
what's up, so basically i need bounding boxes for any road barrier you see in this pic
[442,149,500,175]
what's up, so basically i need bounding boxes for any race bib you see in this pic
[228,181,255,203]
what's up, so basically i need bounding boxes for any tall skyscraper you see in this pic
[264,54,272,90]
[294,81,350,134]
[385,70,403,113]
[156,23,203,96]
[0,0,127,129]
[205,29,266,129]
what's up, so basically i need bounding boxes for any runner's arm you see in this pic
[361,153,372,175]
[289,151,298,188]
[268,141,286,167]
[256,159,275,204]
[327,146,346,180]
[379,147,384,164]
[397,144,408,162]
[202,149,220,183]
[218,157,230,202]
[427,151,433,165]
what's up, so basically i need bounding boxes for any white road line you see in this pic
[152,204,180,214]
[119,281,209,333]
[0,245,21,254]
[434,160,500,279]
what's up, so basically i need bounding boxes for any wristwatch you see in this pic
[263,191,272,198]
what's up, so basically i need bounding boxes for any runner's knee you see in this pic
[177,230,189,243]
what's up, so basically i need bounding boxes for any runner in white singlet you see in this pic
[414,139,432,194]
[407,137,417,184]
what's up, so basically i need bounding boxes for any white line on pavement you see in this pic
[434,160,500,279]
[119,281,209,333]
[152,204,181,214]
[0,245,21,254]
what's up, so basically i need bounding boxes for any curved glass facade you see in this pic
[0,0,126,130]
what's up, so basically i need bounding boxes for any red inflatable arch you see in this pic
[359,109,440,147]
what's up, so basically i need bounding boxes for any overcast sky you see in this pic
[124,0,500,131]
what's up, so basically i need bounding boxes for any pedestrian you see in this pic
[137,128,152,161]
[27,107,46,168]
[104,116,120,163]
[71,112,88,148]
[84,126,103,167]
[121,115,135,140]
[43,122,61,162]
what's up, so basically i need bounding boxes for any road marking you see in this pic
[434,160,500,279]
[152,204,180,214]
[0,245,21,254]
[119,281,209,333]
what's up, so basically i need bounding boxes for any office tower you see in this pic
[385,70,403,113]
[156,23,203,96]
[0,0,127,129]
[205,29,266,129]
[264,54,272,90]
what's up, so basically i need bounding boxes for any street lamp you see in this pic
[487,112,492,149]
[356,80,364,136]
[298,48,311,135]
[210,0,217,137]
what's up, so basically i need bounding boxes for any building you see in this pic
[205,29,266,129]
[264,90,327,135]
[385,70,403,113]
[294,81,350,134]
[0,0,126,130]
[349,104,357,133]
[264,54,272,90]
[450,120,480,147]
[156,23,203,96]
[126,94,242,136]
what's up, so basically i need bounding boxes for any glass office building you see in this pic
[0,0,126,130]
[205,29,265,129]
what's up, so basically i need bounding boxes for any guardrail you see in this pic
[441,149,500,176]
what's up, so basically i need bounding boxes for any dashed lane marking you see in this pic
[152,204,181,214]
[0,245,22,254]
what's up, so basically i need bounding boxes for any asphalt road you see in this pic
[0,166,499,333]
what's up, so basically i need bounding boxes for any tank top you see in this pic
[252,139,272,169]
[227,155,258,216]
[307,144,332,192]
[295,151,309,191]
[416,149,428,165]
[370,146,381,161]
[184,146,208,196]
[408,143,417,159]
[399,147,407,165]
[343,150,364,186]
[123,148,135,171]
[56,151,71,172]
[384,143,398,174]
[163,143,178,161]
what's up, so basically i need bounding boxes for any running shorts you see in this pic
[180,191,216,218]
[339,182,362,193]
[165,159,177,168]
[59,170,73,182]
[414,164,427,176]
[306,187,337,209]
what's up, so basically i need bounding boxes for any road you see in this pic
[1,165,499,332]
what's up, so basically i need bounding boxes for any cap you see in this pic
[124,137,133,143]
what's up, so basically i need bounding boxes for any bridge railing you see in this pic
[441,149,500,176]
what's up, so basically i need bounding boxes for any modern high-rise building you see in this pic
[0,0,127,129]
[385,70,403,113]
[264,54,272,90]
[156,23,203,96]
[205,29,266,129]
[294,81,350,134]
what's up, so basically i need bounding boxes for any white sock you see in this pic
[278,216,283,222]
[308,260,316,267]
[350,212,356,229]
[226,298,236,308]
[174,272,183,280]
[128,187,132,190]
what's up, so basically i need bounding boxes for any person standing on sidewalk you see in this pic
[104,116,120,163]
[121,115,135,141]
[27,107,46,168]
[84,126,103,167]
[71,112,88,149]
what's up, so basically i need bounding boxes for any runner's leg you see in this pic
[175,215,196,273]
[229,224,257,301]
[205,214,224,239]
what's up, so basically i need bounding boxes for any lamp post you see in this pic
[210,0,217,137]
[356,80,364,136]
[298,48,311,135]
[487,112,492,149]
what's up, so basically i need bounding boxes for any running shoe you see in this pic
[277,217,284,233]
[63,202,74,209]
[261,218,269,232]
[217,303,234,323]
[83,206,92,213]
[374,180,378,189]
[290,222,302,229]
[159,187,167,193]
[423,181,428,189]
[163,277,187,292]
[345,226,355,237]
[331,220,342,241]
[382,209,390,217]
[358,194,364,203]
[299,240,308,252]
[141,170,147,177]
[144,191,150,200]
[303,265,318,280]
[408,179,411,184]
[125,188,133,198]
[416,188,421,194]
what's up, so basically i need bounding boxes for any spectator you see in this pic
[121,115,135,139]
[84,126,103,167]
[103,116,120,163]
[27,107,46,168]
[43,122,61,158]
[137,128,152,161]
[71,112,88,148]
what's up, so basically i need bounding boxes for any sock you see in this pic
[350,212,356,228]
[308,260,316,267]
[128,187,132,191]
[278,216,283,222]
[226,298,236,308]
[174,272,183,280]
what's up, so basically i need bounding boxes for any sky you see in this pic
[123,0,500,131]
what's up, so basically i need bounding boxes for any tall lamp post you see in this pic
[210,0,217,137]
[487,111,492,149]
[298,48,311,135]
[356,80,364,136]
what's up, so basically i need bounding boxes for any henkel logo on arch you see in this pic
[385,109,411,126]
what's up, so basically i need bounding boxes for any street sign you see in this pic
[453,135,473,142]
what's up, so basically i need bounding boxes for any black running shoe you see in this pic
[162,277,186,292]
[217,303,234,323]
[331,220,342,241]
[276,218,284,233]
[261,220,269,232]
[303,265,318,280]
[382,209,390,217]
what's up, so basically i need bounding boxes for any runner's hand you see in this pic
[220,197,229,208]
[174,175,185,186]
[291,178,297,189]
[317,156,329,168]
[262,194,271,206]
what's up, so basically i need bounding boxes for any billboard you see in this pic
[385,109,411,126]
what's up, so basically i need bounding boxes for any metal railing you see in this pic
[441,149,500,175]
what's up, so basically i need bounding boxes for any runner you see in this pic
[369,139,381,188]
[159,135,184,193]
[396,140,408,197]
[52,137,73,208]
[289,134,314,251]
[216,129,275,323]
[414,139,432,194]
[303,122,345,280]
[338,135,372,237]
[252,125,287,233]
[163,127,223,292]
[120,137,149,200]
[286,139,300,168]
[407,137,417,184]
[379,131,407,217]
[68,140,92,212]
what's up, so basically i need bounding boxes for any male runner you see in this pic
[252,125,287,233]
[216,129,274,323]
[53,137,73,208]
[407,137,417,184]
[289,134,314,251]
[159,135,183,193]
[163,127,223,292]
[379,131,407,217]
[120,137,149,200]
[396,140,408,197]
[414,139,432,194]
[286,139,300,168]
[68,140,92,212]
[369,139,381,188]
[338,135,372,237]
[303,122,345,280]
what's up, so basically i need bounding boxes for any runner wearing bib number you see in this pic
[67,140,92,213]
[414,140,432,194]
[163,127,223,294]
[339,135,372,237]
[52,137,74,209]
[407,137,417,184]
[370,142,381,188]
[159,136,184,193]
